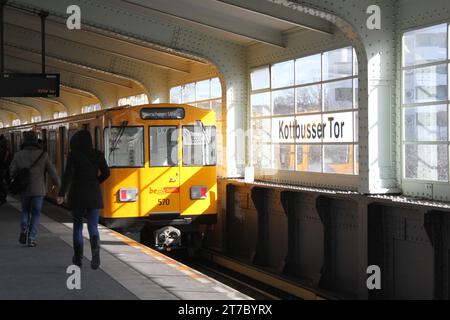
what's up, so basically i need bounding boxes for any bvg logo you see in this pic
[149,188,164,195]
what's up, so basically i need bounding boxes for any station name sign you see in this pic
[141,107,185,120]
[272,112,353,143]
[0,73,60,97]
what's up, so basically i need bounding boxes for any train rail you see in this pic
[199,249,337,300]
[160,246,339,300]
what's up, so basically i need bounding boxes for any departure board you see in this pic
[0,73,60,97]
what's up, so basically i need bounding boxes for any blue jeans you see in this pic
[72,208,100,247]
[21,196,44,240]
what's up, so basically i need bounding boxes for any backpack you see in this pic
[9,151,45,195]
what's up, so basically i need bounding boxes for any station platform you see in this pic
[0,197,251,300]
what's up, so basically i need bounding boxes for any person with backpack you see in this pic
[0,135,12,206]
[9,131,60,247]
[57,130,110,269]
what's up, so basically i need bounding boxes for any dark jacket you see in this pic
[0,145,12,178]
[58,142,110,209]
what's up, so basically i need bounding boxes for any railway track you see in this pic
[162,247,337,300]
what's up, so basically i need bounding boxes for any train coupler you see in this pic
[154,226,182,251]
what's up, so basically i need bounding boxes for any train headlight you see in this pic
[190,186,208,200]
[118,188,138,202]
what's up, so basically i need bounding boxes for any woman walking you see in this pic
[57,130,110,269]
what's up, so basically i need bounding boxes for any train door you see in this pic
[147,125,180,215]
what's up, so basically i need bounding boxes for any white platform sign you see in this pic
[272,112,353,143]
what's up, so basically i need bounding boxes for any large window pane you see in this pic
[403,64,448,104]
[196,80,210,101]
[323,144,354,175]
[405,144,448,181]
[323,47,353,80]
[196,101,211,110]
[296,84,321,113]
[251,67,270,91]
[323,79,353,111]
[252,144,272,169]
[404,105,448,141]
[211,78,222,98]
[252,118,271,143]
[403,23,448,67]
[354,145,359,175]
[272,89,295,115]
[296,144,322,172]
[182,125,216,166]
[149,126,178,167]
[211,99,222,121]
[182,83,196,103]
[274,144,295,170]
[353,48,358,76]
[105,127,144,167]
[271,60,295,89]
[251,92,271,117]
[170,86,182,103]
[296,54,321,85]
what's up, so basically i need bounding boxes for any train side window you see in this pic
[182,125,217,166]
[68,129,77,149]
[104,126,144,167]
[14,132,22,152]
[41,129,48,151]
[48,131,57,164]
[149,126,178,167]
[95,126,101,151]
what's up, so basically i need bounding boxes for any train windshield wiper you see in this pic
[109,120,128,162]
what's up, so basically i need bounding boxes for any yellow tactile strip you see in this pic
[105,228,212,284]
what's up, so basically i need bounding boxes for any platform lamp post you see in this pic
[40,10,48,74]
[0,0,6,75]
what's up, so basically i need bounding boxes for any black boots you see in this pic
[72,237,100,269]
[19,232,27,244]
[72,244,83,267]
[90,235,100,270]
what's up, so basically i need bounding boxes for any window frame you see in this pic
[103,125,145,169]
[148,125,180,168]
[47,130,57,165]
[182,125,217,167]
[401,22,450,184]
[249,46,359,185]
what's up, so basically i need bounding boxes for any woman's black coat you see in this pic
[58,149,110,209]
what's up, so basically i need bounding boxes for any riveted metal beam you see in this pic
[121,0,285,47]
[215,0,333,35]
[4,8,193,73]
[59,86,96,100]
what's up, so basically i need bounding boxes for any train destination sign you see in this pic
[272,112,353,143]
[141,107,185,120]
[0,73,60,97]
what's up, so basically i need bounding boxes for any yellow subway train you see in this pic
[0,104,218,251]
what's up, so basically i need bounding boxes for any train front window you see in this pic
[182,125,217,166]
[149,126,179,167]
[104,126,144,167]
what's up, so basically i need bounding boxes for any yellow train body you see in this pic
[0,104,218,233]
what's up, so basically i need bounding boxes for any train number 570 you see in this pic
[158,199,170,206]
